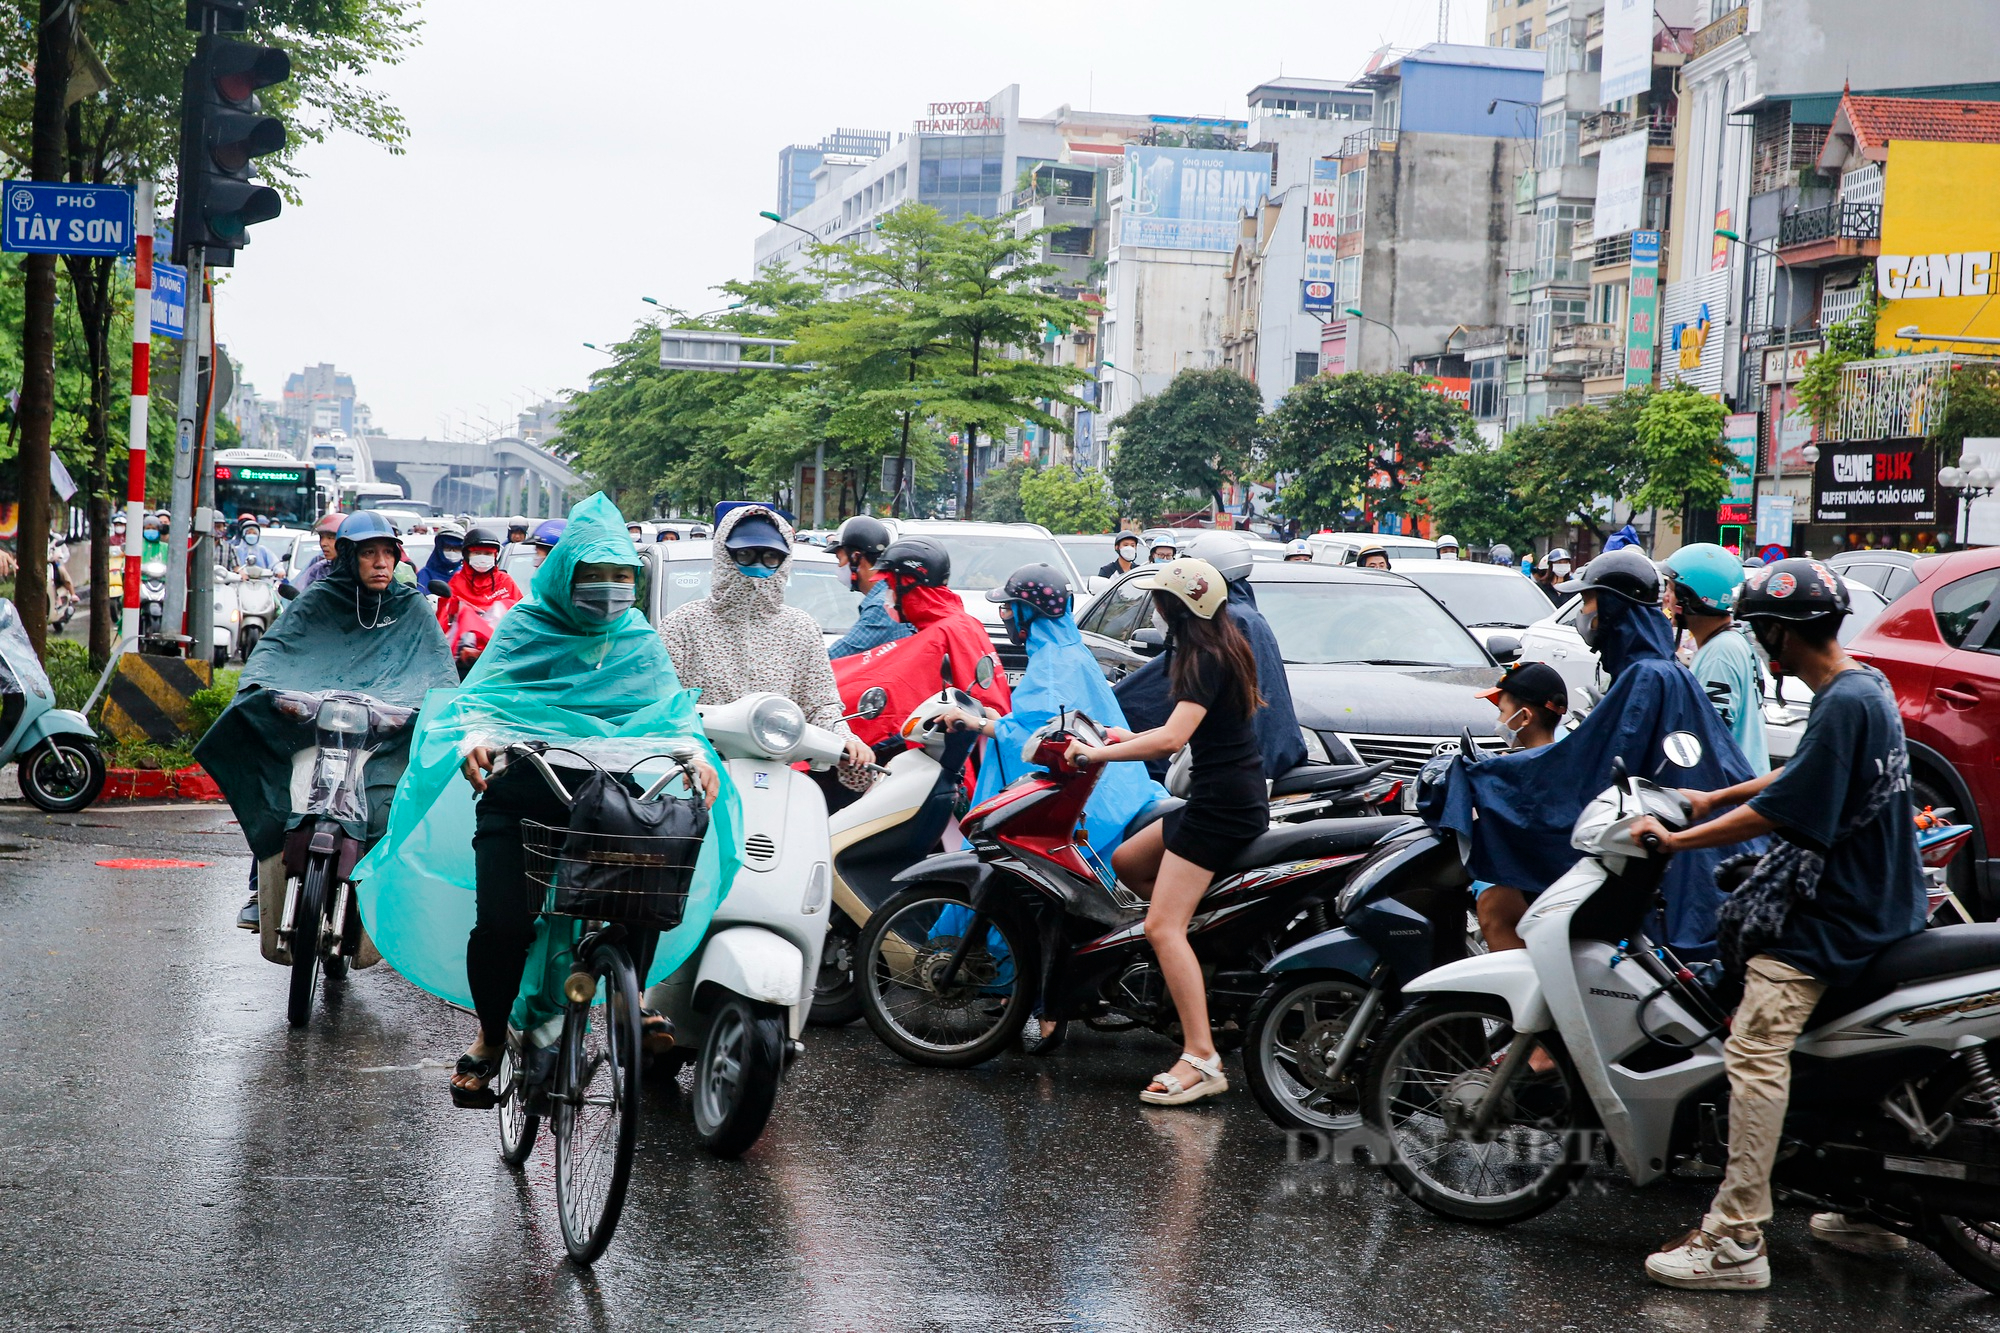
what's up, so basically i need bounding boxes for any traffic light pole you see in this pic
[163,246,205,652]
[191,279,217,662]
[121,183,154,645]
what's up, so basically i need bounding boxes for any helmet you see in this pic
[986,562,1072,622]
[314,512,344,536]
[1556,547,1660,605]
[1354,542,1390,568]
[238,513,262,529]
[1662,542,1745,617]
[1141,528,1178,559]
[434,522,466,548]
[335,510,398,550]
[465,522,506,549]
[875,536,950,587]
[1181,531,1254,583]
[531,518,567,549]
[1742,555,1765,569]
[1736,558,1850,624]
[1285,539,1313,559]
[1135,557,1228,620]
[1487,543,1515,566]
[1436,533,1460,551]
[834,514,893,563]
[1546,547,1571,565]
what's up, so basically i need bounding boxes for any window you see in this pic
[1051,226,1093,256]
[1538,108,1581,172]
[1933,571,2000,650]
[1469,356,1504,420]
[1516,19,1533,46]
[1534,201,1591,284]
[1294,351,1320,383]
[918,135,1006,202]
[1530,294,1589,372]
[1336,256,1362,308]
[1336,168,1367,234]
[1079,576,1156,643]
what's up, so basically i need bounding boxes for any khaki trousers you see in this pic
[1703,954,1827,1240]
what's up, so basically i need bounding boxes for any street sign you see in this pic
[151,260,187,340]
[2,181,134,256]
[1756,495,1795,546]
[1302,279,1335,316]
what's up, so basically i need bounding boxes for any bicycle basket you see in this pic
[521,760,709,930]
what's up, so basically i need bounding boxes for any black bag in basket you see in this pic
[557,761,709,930]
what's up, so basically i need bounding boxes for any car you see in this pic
[1847,546,2000,919]
[1387,561,1557,657]
[640,538,860,650]
[887,519,1087,674]
[1076,560,1509,808]
[1514,571,1889,761]
[1828,548,1920,602]
[1306,531,1440,565]
[1055,532,1125,586]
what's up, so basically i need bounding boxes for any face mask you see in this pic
[1152,552,1174,565]
[571,581,636,623]
[1494,706,1530,745]
[443,548,464,564]
[1551,561,1572,577]
[739,563,777,579]
[468,552,497,573]
[1753,621,1786,675]
[1440,549,1457,561]
[1575,607,1599,649]
[1118,545,1137,563]
[144,529,160,542]
[243,531,260,545]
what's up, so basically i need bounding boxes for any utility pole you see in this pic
[164,253,205,650]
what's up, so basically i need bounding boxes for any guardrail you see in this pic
[1779,201,1881,249]
[1341,127,1397,157]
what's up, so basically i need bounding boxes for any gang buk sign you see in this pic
[1813,438,1937,526]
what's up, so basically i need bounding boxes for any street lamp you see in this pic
[1939,449,1998,547]
[582,342,611,355]
[1717,228,1799,505]
[1897,324,2000,349]
[1344,307,1405,370]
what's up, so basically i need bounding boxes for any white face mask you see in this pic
[442,548,464,564]
[1551,561,1572,578]
[1439,549,1457,561]
[468,552,497,573]
[1494,706,1529,743]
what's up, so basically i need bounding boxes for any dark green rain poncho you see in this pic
[352,493,742,1021]
[195,532,458,859]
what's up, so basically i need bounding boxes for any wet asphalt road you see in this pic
[3,802,1999,1333]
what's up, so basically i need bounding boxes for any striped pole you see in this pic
[121,182,153,644]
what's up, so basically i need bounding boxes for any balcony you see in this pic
[1464,325,1528,356]
[1341,126,1397,158]
[1550,323,1623,370]
[1779,201,1881,249]
[1824,353,1996,442]
[1580,110,1678,152]
[1691,6,1748,60]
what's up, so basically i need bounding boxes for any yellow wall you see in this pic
[1877,139,2000,351]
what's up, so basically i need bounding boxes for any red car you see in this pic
[1847,546,2000,919]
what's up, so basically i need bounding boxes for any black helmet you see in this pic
[876,536,950,587]
[986,562,1072,622]
[1556,547,1659,605]
[1736,558,1850,624]
[465,521,506,550]
[835,514,892,563]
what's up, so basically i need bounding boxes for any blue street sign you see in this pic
[151,261,187,340]
[1302,279,1336,316]
[1,181,134,256]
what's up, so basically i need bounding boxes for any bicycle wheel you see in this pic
[285,857,330,1029]
[495,1033,540,1168]
[554,937,642,1265]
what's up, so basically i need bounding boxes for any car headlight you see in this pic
[748,695,806,757]
[315,698,369,736]
[1299,726,1331,764]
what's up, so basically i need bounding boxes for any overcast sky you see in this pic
[220,0,1482,439]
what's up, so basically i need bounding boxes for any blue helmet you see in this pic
[1663,542,1746,616]
[531,518,568,549]
[335,510,398,551]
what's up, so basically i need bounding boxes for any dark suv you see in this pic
[1848,547,2000,918]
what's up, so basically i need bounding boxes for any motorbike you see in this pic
[262,689,418,1027]
[0,597,106,812]
[232,563,281,661]
[857,707,1415,1068]
[441,586,521,679]
[1166,744,1403,824]
[139,558,167,641]
[1359,738,2000,1294]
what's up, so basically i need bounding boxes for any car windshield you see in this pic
[1058,535,1119,574]
[925,532,1078,591]
[656,559,860,634]
[1396,569,1555,629]
[1254,579,1490,667]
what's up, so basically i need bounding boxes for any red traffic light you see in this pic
[209,41,290,105]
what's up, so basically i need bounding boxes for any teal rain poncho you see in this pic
[352,493,742,1019]
[970,609,1169,859]
[195,538,458,859]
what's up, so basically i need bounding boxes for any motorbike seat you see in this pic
[1268,761,1389,798]
[1807,923,2000,1029]
[1122,797,1184,844]
[1218,815,1418,875]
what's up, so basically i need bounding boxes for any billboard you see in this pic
[1602,0,1697,105]
[1302,279,1336,315]
[1121,146,1272,252]
[1304,158,1339,287]
[1724,413,1759,500]
[1592,130,1649,238]
[1875,140,2000,350]
[1625,230,1660,390]
[1814,439,1939,527]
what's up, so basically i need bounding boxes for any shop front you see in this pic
[1800,436,1952,558]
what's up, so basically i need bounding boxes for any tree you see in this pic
[972,458,1031,523]
[1263,372,1473,532]
[1020,466,1117,534]
[1105,367,1260,522]
[1409,439,1542,552]
[1505,389,1649,542]
[1632,384,1733,513]
[1796,271,1881,434]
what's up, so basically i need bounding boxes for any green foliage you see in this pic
[972,459,1032,523]
[1504,389,1650,540]
[1409,440,1543,552]
[1263,372,1474,532]
[1106,368,1262,523]
[1796,273,1881,431]
[188,669,241,739]
[1020,467,1117,533]
[41,639,95,714]
[1632,384,1733,511]
[106,736,196,771]
[1932,365,2000,454]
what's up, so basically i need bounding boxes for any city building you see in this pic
[775,127,892,220]
[279,363,357,454]
[1488,0,1548,49]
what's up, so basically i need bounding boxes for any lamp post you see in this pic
[1344,307,1404,371]
[1939,450,1997,549]
[1717,228,1798,520]
[1896,325,2000,349]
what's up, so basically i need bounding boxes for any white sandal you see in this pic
[1139,1051,1228,1106]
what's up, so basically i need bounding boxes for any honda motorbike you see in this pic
[1359,737,2000,1295]
[857,707,1414,1068]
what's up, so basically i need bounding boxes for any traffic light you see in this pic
[174,28,290,266]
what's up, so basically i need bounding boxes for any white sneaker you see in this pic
[1644,1227,1772,1290]
[1809,1212,1909,1255]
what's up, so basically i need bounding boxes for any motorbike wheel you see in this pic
[692,995,786,1158]
[1244,973,1372,1133]
[858,886,1038,1069]
[495,1036,540,1168]
[554,938,641,1265]
[238,625,261,662]
[809,911,865,1027]
[1922,1071,2000,1293]
[19,737,106,813]
[1362,995,1595,1224]
[285,858,331,1028]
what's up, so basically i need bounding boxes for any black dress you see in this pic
[1160,651,1269,872]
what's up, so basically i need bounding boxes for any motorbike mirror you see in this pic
[855,686,888,720]
[1661,731,1704,769]
[939,652,952,697]
[974,654,996,689]
[1611,755,1632,794]
[278,582,299,601]
[1484,633,1522,664]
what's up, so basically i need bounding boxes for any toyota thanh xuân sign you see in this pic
[1813,438,1938,526]
[1875,140,2000,348]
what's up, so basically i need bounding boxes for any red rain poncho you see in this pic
[833,579,1010,745]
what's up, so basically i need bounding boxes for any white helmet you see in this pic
[1285,539,1313,560]
[1436,533,1459,550]
[1182,530,1254,583]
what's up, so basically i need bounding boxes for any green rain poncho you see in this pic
[352,493,742,1020]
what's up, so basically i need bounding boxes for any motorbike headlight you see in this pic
[315,698,369,736]
[748,696,806,758]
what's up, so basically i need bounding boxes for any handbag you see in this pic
[540,750,709,931]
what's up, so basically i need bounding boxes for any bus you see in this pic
[215,449,318,528]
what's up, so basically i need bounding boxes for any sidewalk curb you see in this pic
[102,767,225,802]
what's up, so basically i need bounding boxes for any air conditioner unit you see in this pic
[1071,332,1092,345]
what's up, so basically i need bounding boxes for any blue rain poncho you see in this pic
[970,608,1169,858]
[1422,592,1763,955]
[352,493,743,1018]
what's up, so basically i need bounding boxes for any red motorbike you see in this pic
[441,588,521,678]
[855,708,1415,1067]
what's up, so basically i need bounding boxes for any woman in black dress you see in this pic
[1064,557,1267,1105]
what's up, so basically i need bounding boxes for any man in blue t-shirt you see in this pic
[1632,558,1925,1292]
[826,514,913,661]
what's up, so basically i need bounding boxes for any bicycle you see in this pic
[487,743,706,1265]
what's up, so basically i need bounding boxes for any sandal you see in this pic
[641,1008,675,1055]
[1139,1051,1228,1106]
[450,1049,501,1109]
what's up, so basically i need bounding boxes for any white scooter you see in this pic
[233,563,281,660]
[1362,732,2000,1291]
